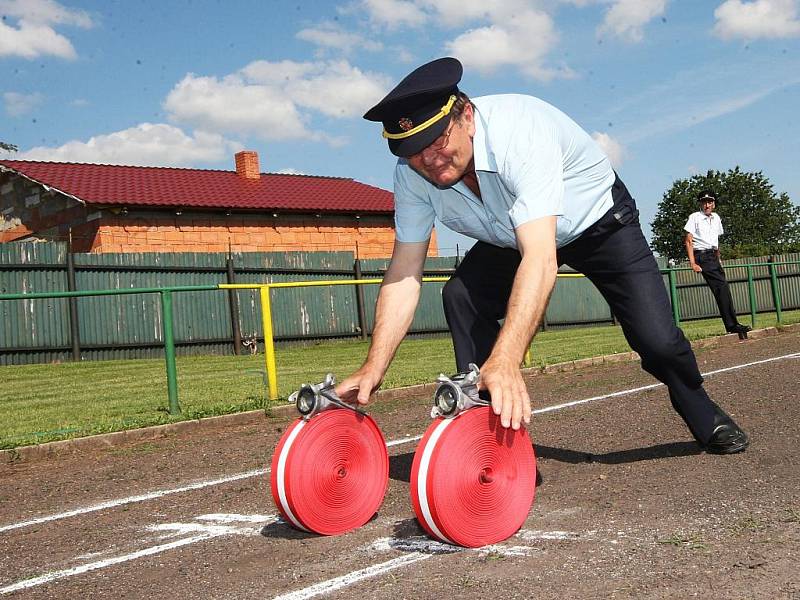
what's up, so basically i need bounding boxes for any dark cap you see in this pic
[697,190,717,202]
[363,57,463,158]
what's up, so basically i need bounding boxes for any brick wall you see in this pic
[1,173,438,258]
[0,172,100,248]
[94,211,438,258]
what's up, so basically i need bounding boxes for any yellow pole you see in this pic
[259,285,279,400]
[218,272,585,400]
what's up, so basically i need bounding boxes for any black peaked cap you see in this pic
[364,57,463,157]
[697,189,718,202]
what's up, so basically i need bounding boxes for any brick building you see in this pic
[0,151,438,258]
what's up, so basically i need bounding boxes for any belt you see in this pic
[694,249,717,254]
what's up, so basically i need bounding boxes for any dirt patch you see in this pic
[0,328,798,599]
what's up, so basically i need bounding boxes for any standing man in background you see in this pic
[684,190,751,338]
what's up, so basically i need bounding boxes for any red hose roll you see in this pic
[410,406,537,547]
[270,409,388,535]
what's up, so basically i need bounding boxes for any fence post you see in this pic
[160,290,181,415]
[667,268,680,326]
[353,258,368,340]
[746,264,757,328]
[226,256,242,355]
[768,257,783,324]
[65,251,81,361]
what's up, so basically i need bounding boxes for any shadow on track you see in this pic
[536,441,702,465]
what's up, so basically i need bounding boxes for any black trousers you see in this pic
[441,176,731,445]
[694,250,739,331]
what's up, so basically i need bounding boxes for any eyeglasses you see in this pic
[414,121,456,157]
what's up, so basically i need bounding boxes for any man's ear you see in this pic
[462,102,476,137]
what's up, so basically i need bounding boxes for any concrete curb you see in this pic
[3,323,796,464]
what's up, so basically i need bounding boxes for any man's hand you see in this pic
[691,263,702,273]
[479,353,532,430]
[335,365,384,406]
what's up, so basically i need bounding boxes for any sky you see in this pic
[1,0,799,256]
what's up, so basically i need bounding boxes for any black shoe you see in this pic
[726,324,751,339]
[705,422,749,454]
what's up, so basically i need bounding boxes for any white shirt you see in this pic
[684,211,724,250]
[392,94,616,249]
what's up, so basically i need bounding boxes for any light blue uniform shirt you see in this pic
[393,94,616,249]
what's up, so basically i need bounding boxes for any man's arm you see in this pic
[479,216,559,430]
[335,239,429,405]
[685,233,702,272]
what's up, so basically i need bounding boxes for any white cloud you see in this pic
[606,58,800,143]
[713,0,800,39]
[296,22,382,54]
[445,7,570,80]
[360,0,427,29]
[0,0,93,59]
[598,0,668,42]
[591,131,626,167]
[0,0,92,26]
[415,0,503,27]
[3,91,44,116]
[164,60,391,142]
[164,73,310,140]
[14,123,241,167]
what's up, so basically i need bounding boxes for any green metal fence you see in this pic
[2,242,800,367]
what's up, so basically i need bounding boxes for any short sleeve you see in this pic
[717,216,724,236]
[501,119,565,229]
[684,214,695,233]
[393,162,436,243]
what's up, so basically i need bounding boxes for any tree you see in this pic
[650,167,800,261]
[0,141,18,153]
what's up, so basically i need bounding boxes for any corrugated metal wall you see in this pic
[1,242,798,365]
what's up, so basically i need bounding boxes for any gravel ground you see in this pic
[0,328,798,599]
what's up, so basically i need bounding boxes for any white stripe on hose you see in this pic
[3,351,797,534]
[415,418,455,545]
[275,420,310,532]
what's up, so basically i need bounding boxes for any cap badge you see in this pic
[398,117,413,132]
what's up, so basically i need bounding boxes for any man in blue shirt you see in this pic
[336,57,748,454]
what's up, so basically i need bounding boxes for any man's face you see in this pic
[700,199,715,215]
[406,103,476,187]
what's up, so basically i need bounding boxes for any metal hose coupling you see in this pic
[288,373,365,420]
[431,363,490,419]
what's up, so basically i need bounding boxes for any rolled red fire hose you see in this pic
[270,409,388,535]
[410,406,537,547]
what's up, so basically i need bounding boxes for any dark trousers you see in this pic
[694,250,739,331]
[441,176,732,445]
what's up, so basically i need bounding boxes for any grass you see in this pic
[1,309,798,449]
[657,533,707,550]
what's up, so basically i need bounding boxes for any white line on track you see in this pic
[0,468,266,534]
[532,352,800,415]
[1,351,797,536]
[1,515,276,595]
[0,532,216,595]
[274,528,592,600]
[271,554,431,600]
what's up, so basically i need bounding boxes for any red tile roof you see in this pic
[0,160,394,214]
